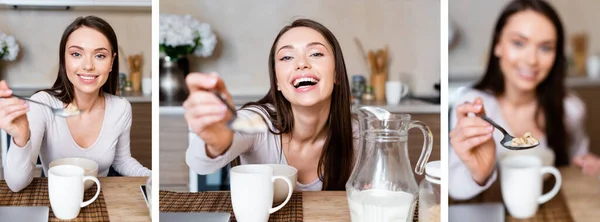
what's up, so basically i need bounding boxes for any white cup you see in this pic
[264,164,298,205]
[385,81,409,104]
[230,164,293,222]
[500,155,562,219]
[142,77,152,95]
[48,165,101,220]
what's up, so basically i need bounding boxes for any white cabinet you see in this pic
[0,0,151,7]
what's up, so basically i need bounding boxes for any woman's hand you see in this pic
[183,72,235,157]
[450,97,497,185]
[0,80,30,147]
[573,153,600,176]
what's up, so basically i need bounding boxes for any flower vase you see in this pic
[159,56,189,106]
[177,56,191,78]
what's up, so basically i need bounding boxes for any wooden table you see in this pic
[447,166,599,221]
[303,191,350,221]
[559,166,600,221]
[301,166,599,221]
[101,177,151,221]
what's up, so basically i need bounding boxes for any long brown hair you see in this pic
[474,0,569,166]
[242,19,354,190]
[41,15,119,104]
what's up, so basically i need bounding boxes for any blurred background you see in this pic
[449,0,600,155]
[159,0,441,192]
[448,1,600,221]
[0,1,152,179]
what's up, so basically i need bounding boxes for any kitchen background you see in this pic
[449,0,600,154]
[160,0,440,97]
[160,0,441,192]
[0,1,152,179]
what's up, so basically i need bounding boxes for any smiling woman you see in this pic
[448,0,600,201]
[184,18,357,191]
[0,16,151,192]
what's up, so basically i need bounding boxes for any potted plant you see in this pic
[0,31,19,62]
[158,14,217,104]
[0,31,19,79]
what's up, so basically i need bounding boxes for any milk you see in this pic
[347,188,415,222]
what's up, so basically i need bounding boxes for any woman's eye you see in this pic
[540,45,554,52]
[512,40,524,47]
[311,52,324,57]
[95,54,106,59]
[71,52,81,57]
[279,56,292,61]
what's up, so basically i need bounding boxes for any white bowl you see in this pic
[265,164,297,205]
[49,157,99,190]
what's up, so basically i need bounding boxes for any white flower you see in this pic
[0,32,19,61]
[159,14,217,58]
[194,23,217,57]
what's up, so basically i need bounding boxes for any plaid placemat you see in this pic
[160,190,303,221]
[505,190,572,222]
[0,178,109,221]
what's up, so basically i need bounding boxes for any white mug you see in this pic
[385,81,409,104]
[142,77,152,95]
[48,165,101,220]
[500,155,562,219]
[230,164,293,222]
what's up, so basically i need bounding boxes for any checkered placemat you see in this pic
[0,178,109,221]
[159,190,303,222]
[505,191,573,222]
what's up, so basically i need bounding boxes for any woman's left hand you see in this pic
[573,153,600,176]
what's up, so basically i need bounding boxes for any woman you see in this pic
[449,0,600,200]
[1,16,151,192]
[184,19,358,191]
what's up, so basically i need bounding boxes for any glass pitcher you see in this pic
[346,107,433,222]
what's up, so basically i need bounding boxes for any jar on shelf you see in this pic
[419,160,440,222]
[351,75,366,104]
[362,85,374,101]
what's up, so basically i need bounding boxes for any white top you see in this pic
[5,91,152,192]
[186,104,360,191]
[448,88,588,200]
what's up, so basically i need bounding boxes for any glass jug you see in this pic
[346,107,433,222]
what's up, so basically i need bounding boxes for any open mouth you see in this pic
[292,77,320,89]
[517,68,537,80]
[77,74,99,81]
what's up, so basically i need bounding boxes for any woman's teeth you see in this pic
[78,75,97,80]
[519,69,535,77]
[293,77,318,88]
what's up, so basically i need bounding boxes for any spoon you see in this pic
[12,94,81,117]
[212,91,267,133]
[479,114,539,150]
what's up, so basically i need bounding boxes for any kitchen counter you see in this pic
[450,75,600,88]
[160,97,440,115]
[10,88,151,103]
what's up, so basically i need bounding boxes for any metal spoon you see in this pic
[12,94,81,117]
[212,91,267,133]
[480,114,539,150]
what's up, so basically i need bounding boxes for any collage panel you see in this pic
[449,0,600,221]
[0,1,152,221]
[158,0,441,221]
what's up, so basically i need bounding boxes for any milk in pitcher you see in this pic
[347,188,415,222]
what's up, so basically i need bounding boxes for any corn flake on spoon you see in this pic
[212,91,267,133]
[480,114,539,150]
[12,94,81,117]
